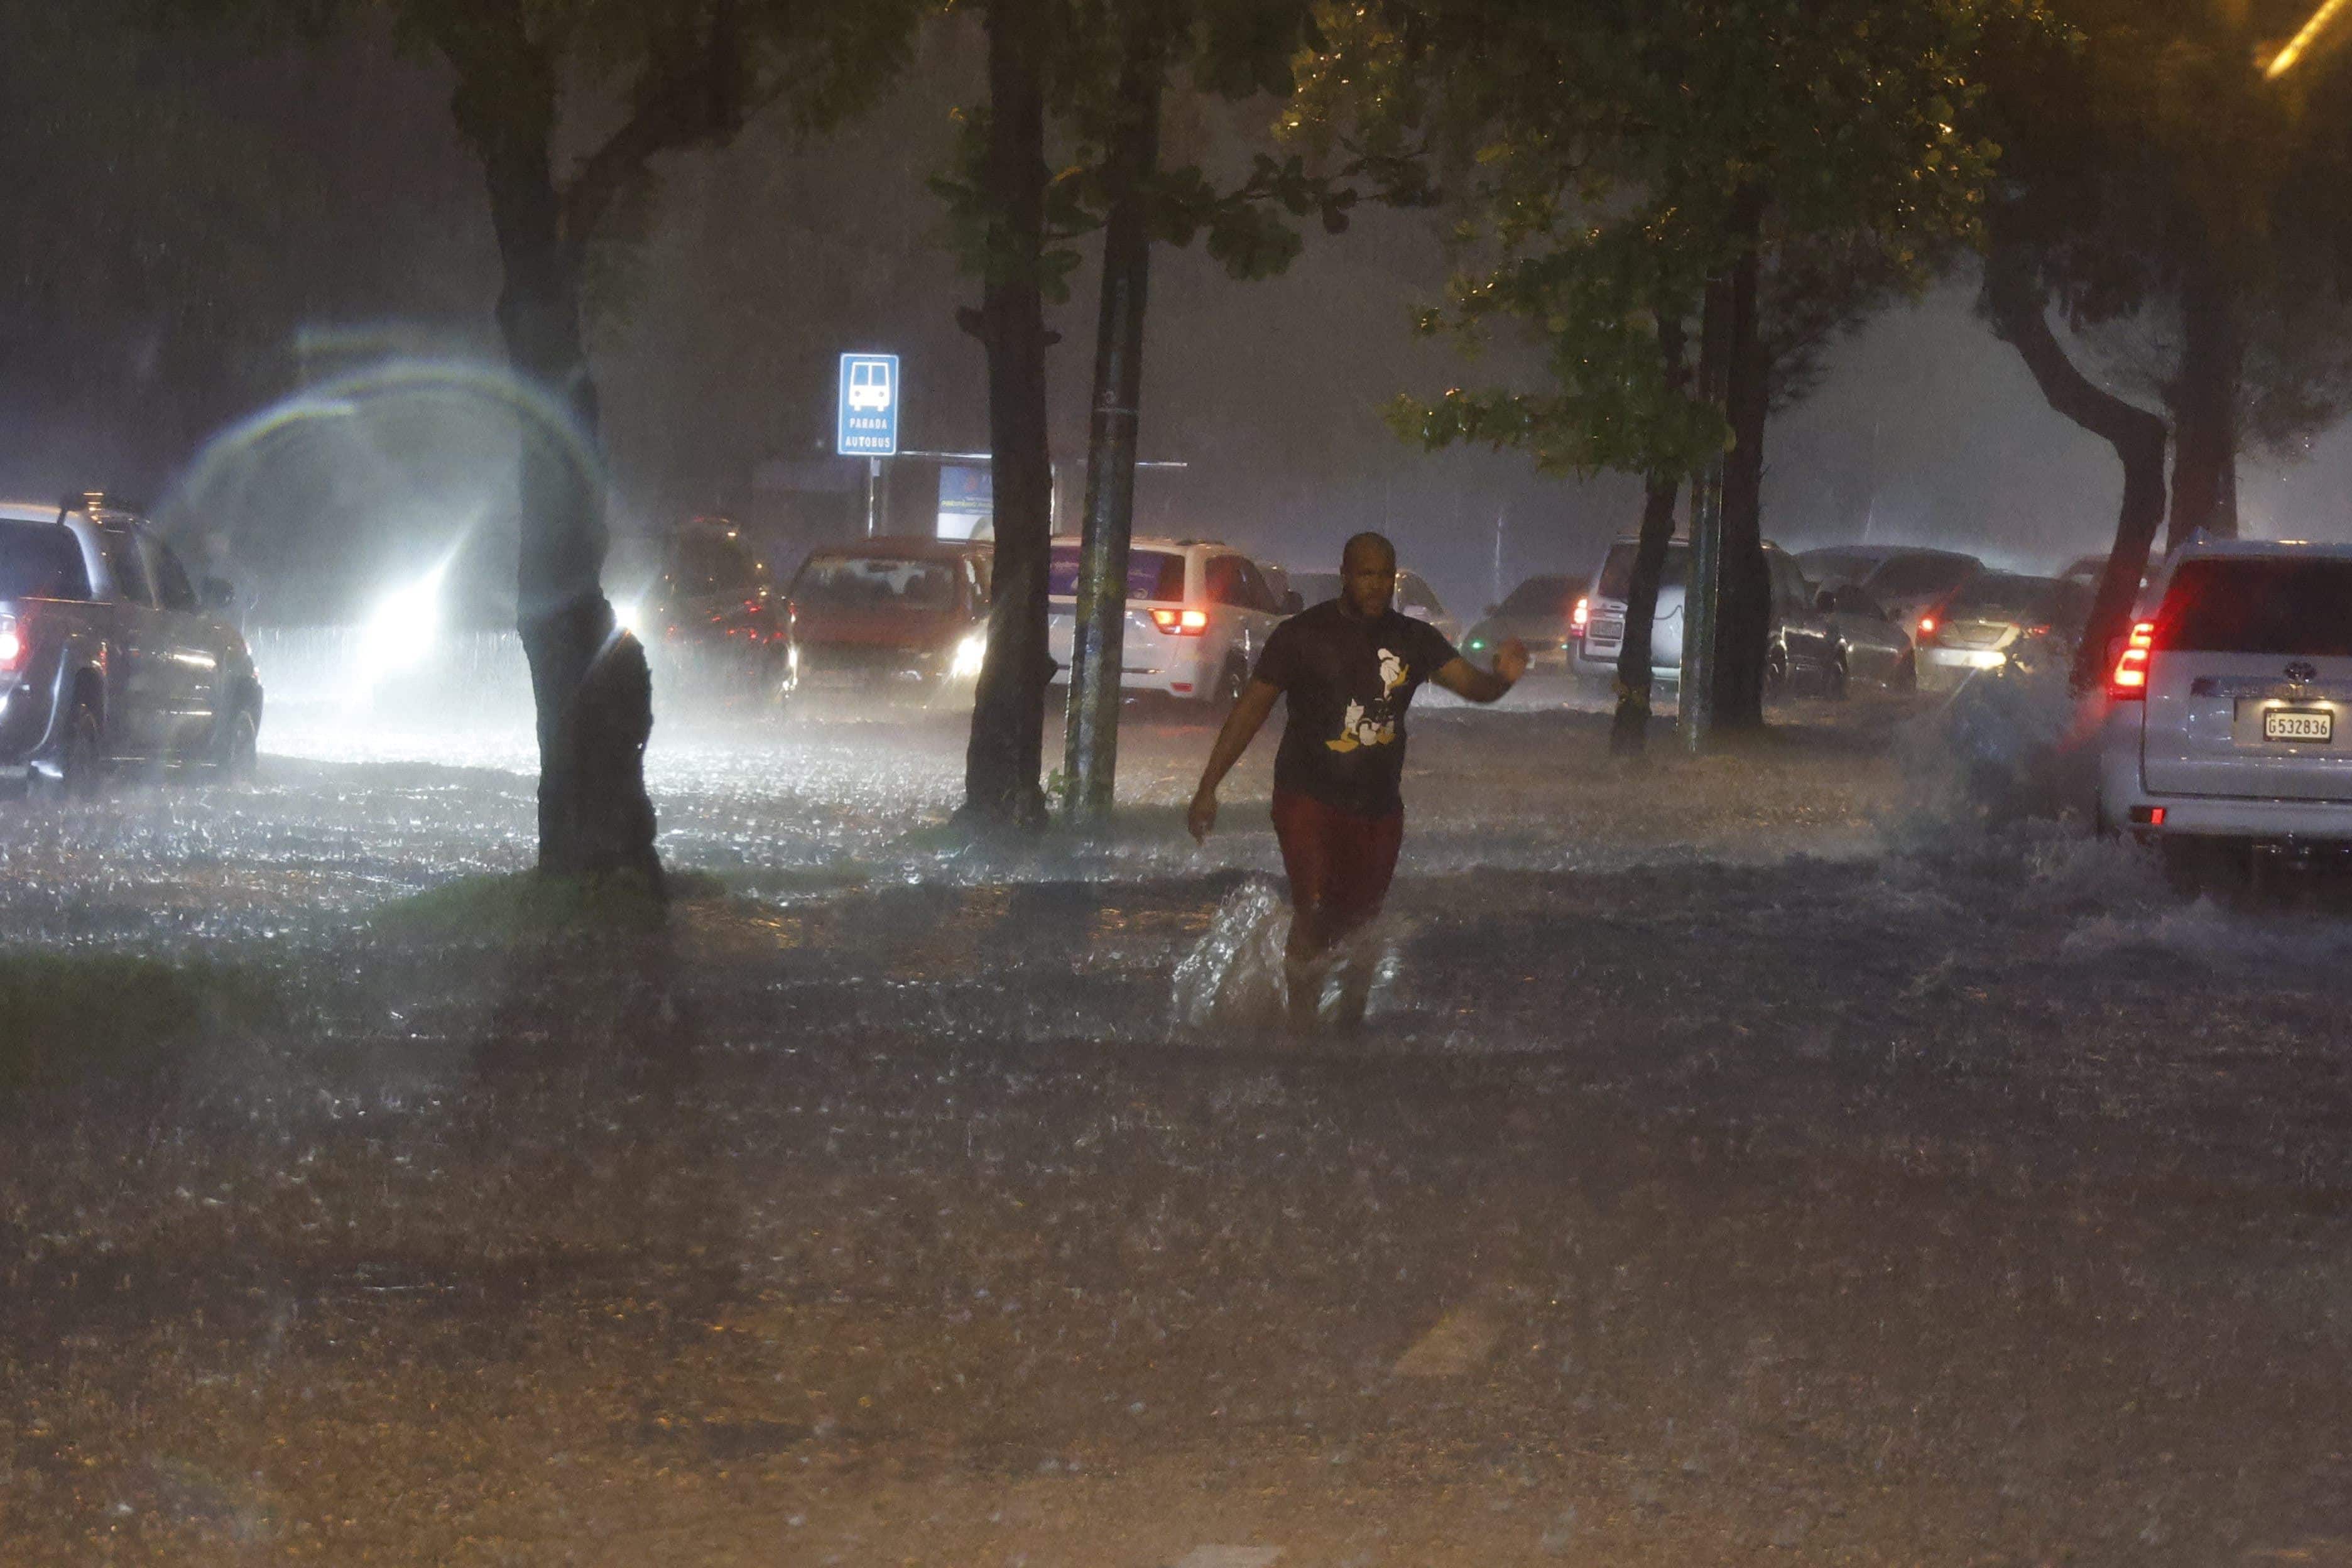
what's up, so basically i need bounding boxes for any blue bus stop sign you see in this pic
[837,353,900,457]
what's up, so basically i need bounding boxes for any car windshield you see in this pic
[1595,540,1690,599]
[792,555,956,612]
[2159,557,2352,657]
[665,534,756,596]
[1047,547,1187,603]
[0,520,92,601]
[1865,553,1978,597]
[1500,575,1576,616]
[1947,573,2077,623]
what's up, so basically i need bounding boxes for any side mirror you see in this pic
[1281,590,1304,615]
[200,575,237,611]
[1814,588,1838,615]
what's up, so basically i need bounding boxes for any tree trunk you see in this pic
[1712,191,1771,734]
[959,0,1058,829]
[1984,246,2169,691]
[471,57,661,888]
[1610,316,1688,758]
[2165,247,2240,548]
[1062,11,1167,823]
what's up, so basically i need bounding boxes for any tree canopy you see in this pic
[1290,0,2020,484]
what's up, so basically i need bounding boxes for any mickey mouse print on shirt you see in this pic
[1253,604,1460,818]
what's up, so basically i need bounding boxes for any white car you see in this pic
[1287,567,1460,646]
[1047,536,1292,707]
[2098,538,2352,871]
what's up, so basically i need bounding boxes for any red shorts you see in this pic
[1270,788,1404,945]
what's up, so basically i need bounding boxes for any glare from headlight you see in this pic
[614,599,643,638]
[951,631,988,680]
[354,560,450,694]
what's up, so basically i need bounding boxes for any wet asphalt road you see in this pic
[6,678,2352,1564]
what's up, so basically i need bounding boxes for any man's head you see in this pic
[1338,532,1397,619]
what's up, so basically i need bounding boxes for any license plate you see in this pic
[2265,708,2333,743]
[1587,619,1625,641]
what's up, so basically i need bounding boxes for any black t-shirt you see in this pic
[1253,601,1460,817]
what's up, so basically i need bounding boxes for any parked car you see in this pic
[1915,572,2091,692]
[1285,567,1457,641]
[1574,536,1873,697]
[619,518,790,705]
[1395,570,1461,646]
[1812,579,1920,693]
[1047,536,1289,707]
[1,497,263,796]
[1463,573,1587,671]
[2098,539,2352,873]
[786,536,993,707]
[1795,544,1908,591]
[1797,547,1984,645]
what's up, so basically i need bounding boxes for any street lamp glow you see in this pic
[2266,0,2352,78]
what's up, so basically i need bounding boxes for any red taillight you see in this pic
[1151,607,1210,635]
[1915,614,1937,643]
[0,615,21,672]
[1571,596,1590,634]
[2108,620,2155,700]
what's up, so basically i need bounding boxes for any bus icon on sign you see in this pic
[837,352,901,457]
[847,357,892,412]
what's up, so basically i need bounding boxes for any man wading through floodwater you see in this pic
[1188,531,1528,1031]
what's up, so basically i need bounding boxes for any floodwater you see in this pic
[6,635,2352,1565]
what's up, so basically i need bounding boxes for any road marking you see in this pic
[1392,1300,1503,1378]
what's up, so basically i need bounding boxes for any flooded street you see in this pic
[5,669,2352,1565]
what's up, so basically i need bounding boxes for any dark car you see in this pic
[1,498,263,796]
[617,519,790,706]
[1462,573,1587,671]
[787,536,994,709]
[1916,572,2093,691]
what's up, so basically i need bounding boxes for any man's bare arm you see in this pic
[1187,678,1283,842]
[1432,638,1530,704]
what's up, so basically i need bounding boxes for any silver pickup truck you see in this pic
[0,499,263,797]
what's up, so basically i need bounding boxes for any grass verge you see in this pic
[0,954,279,1094]
[373,868,735,939]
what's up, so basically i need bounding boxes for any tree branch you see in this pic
[558,4,749,255]
[1984,245,2167,455]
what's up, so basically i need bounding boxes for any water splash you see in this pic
[1168,878,1410,1037]
[1169,877,1292,1034]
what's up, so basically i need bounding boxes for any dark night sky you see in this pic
[3,11,2349,627]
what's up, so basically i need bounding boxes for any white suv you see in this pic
[1047,536,1293,706]
[2098,538,2352,861]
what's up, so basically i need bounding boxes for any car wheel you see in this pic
[210,704,260,782]
[1824,650,1851,702]
[32,702,103,802]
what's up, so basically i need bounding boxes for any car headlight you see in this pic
[951,631,988,680]
[354,561,448,689]
[613,599,643,638]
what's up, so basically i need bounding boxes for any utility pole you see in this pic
[1063,9,1167,824]
[1679,276,1733,752]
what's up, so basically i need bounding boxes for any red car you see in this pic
[785,536,994,710]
